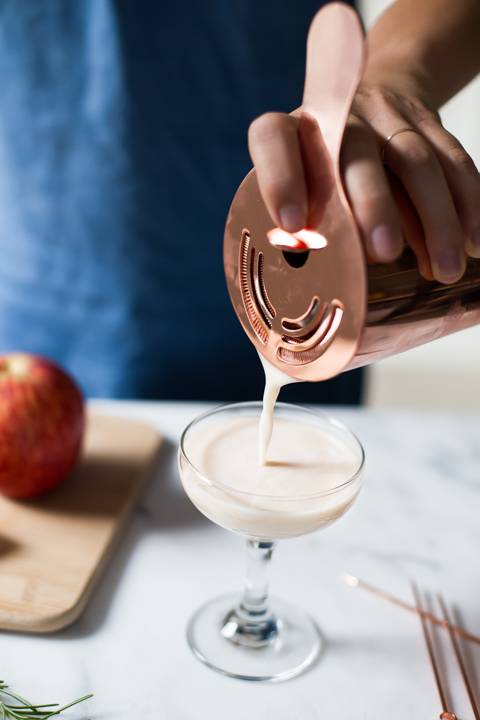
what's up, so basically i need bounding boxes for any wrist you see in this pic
[364,40,440,111]
[364,0,480,109]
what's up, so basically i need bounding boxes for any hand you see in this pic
[248,69,480,284]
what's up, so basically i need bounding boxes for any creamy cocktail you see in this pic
[180,412,361,540]
[178,400,364,682]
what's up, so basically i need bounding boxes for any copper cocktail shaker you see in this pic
[223,2,480,383]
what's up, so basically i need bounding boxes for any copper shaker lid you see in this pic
[224,2,368,381]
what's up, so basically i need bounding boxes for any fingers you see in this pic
[383,126,466,283]
[422,124,480,259]
[249,107,480,287]
[248,113,307,232]
[386,170,434,280]
[341,116,404,263]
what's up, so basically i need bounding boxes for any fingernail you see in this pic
[435,250,465,281]
[370,225,403,261]
[471,228,480,251]
[279,204,305,232]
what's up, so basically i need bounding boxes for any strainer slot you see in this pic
[282,297,322,333]
[240,229,269,345]
[278,300,344,364]
[257,253,276,319]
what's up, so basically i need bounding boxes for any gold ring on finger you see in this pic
[381,127,420,164]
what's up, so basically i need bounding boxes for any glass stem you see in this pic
[221,538,280,647]
[240,539,275,617]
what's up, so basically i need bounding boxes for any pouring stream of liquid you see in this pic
[258,352,299,465]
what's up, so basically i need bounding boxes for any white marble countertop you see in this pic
[3,400,480,719]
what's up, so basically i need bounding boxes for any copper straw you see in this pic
[411,583,457,720]
[437,595,480,720]
[341,574,480,646]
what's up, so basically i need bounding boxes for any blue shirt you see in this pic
[0,0,361,402]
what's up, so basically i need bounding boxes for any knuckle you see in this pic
[446,146,477,173]
[415,112,442,131]
[248,114,273,142]
[249,112,295,142]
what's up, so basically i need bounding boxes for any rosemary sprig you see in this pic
[0,682,92,719]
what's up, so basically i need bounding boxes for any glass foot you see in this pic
[187,592,322,682]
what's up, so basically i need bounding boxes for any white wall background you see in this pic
[358,0,480,409]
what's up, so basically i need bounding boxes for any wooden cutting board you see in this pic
[0,410,162,633]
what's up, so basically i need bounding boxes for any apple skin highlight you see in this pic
[0,353,85,498]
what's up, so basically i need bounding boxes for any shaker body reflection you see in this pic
[351,249,480,370]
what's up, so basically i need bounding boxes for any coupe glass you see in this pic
[178,401,364,682]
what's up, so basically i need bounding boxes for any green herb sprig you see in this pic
[0,681,92,719]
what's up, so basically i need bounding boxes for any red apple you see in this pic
[0,353,85,498]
